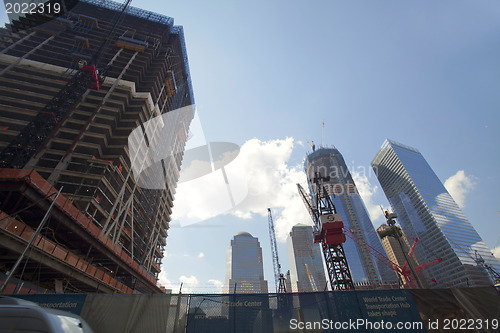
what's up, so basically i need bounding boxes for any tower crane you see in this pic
[347,227,441,288]
[297,173,355,290]
[374,211,442,288]
[306,141,315,152]
[474,250,500,286]
[267,208,287,293]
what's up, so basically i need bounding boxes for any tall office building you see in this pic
[0,0,194,294]
[371,139,499,288]
[287,223,327,292]
[305,147,396,285]
[223,232,268,294]
[284,270,292,293]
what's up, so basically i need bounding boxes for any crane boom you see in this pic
[402,238,418,273]
[297,184,318,229]
[268,208,286,293]
[304,263,318,291]
[297,172,355,291]
[345,228,401,273]
[474,250,500,285]
[374,212,442,288]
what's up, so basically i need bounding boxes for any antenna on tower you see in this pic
[322,120,325,148]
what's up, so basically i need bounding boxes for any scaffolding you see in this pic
[0,0,194,294]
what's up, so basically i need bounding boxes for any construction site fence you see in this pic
[8,287,500,333]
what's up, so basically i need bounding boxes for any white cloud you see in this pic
[351,170,384,224]
[444,170,476,208]
[157,270,174,292]
[208,279,223,293]
[493,247,500,259]
[172,142,249,225]
[230,138,311,241]
[157,272,199,293]
[179,275,199,294]
[197,252,205,258]
[180,275,199,285]
[172,137,311,241]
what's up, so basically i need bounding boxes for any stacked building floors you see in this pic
[0,0,194,294]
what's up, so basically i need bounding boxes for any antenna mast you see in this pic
[322,120,325,148]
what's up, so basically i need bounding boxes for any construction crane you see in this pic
[307,141,316,152]
[347,227,441,288]
[267,208,287,293]
[373,211,442,288]
[377,211,423,288]
[297,173,355,290]
[474,250,500,286]
[304,263,318,291]
[0,0,133,169]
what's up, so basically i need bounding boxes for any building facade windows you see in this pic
[372,139,500,288]
[223,232,268,294]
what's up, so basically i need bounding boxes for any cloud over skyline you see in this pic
[208,279,223,293]
[444,170,476,208]
[158,271,201,293]
[172,137,311,241]
[229,138,311,241]
[493,247,500,259]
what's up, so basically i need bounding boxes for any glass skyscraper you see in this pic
[305,147,397,285]
[287,224,327,292]
[371,139,500,288]
[223,232,268,294]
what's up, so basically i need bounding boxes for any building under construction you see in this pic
[0,0,194,294]
[377,224,420,287]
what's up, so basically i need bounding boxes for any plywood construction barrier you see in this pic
[9,287,500,333]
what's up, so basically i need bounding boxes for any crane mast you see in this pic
[297,172,355,290]
[267,208,286,293]
[474,250,500,286]
[376,211,442,288]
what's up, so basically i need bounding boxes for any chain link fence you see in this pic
[12,286,500,333]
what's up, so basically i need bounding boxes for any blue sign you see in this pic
[14,294,87,315]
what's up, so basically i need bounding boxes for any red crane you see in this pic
[79,60,101,90]
[345,227,442,288]
[297,175,354,290]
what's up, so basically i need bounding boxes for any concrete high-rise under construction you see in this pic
[0,0,194,294]
[377,224,419,287]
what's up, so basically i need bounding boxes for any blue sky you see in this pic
[2,1,499,293]
[142,0,500,293]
